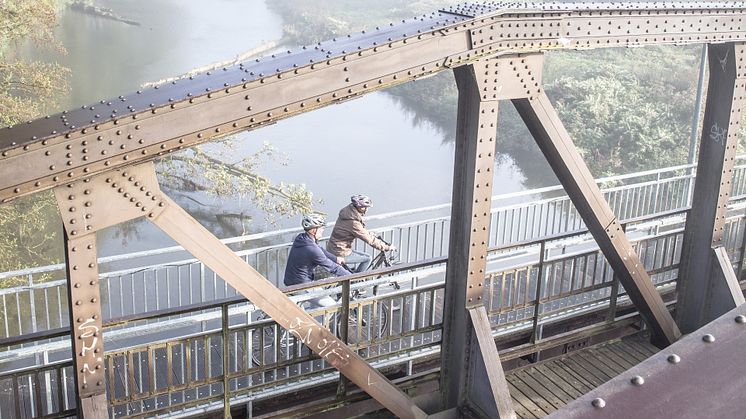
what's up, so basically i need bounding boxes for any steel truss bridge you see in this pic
[2,1,746,418]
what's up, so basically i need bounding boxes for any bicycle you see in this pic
[250,241,400,368]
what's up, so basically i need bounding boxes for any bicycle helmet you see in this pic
[351,194,372,208]
[301,214,326,231]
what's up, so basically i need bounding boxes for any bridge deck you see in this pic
[507,335,658,418]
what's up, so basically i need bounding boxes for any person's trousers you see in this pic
[344,249,372,273]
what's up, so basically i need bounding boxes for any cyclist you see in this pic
[327,194,395,273]
[284,214,351,308]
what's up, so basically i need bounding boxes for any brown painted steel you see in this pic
[711,245,746,305]
[547,304,746,419]
[59,232,107,418]
[3,3,746,203]
[511,82,680,347]
[442,60,515,417]
[469,306,516,418]
[147,188,426,418]
[677,42,746,332]
[54,163,166,418]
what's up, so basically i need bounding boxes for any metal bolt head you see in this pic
[630,376,644,386]
[667,354,681,364]
[702,334,715,343]
[591,398,605,409]
[735,315,746,324]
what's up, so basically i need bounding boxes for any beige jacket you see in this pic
[326,204,389,257]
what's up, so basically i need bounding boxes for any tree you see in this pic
[0,0,69,282]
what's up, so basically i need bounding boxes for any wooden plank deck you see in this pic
[506,334,659,418]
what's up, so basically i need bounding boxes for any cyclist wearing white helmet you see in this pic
[284,214,351,307]
[327,194,395,272]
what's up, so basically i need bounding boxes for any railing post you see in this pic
[530,241,547,362]
[607,224,627,322]
[530,242,547,342]
[441,59,515,418]
[337,280,351,398]
[222,304,231,419]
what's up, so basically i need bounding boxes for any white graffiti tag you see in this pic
[719,49,730,72]
[286,317,351,368]
[710,122,727,145]
[77,318,101,384]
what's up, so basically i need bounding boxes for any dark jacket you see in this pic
[326,204,389,257]
[284,232,351,286]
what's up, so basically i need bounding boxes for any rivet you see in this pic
[735,315,746,324]
[630,376,644,386]
[591,398,605,409]
[702,334,715,343]
[667,354,681,364]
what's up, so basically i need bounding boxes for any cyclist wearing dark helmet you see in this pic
[327,194,395,273]
[284,214,351,298]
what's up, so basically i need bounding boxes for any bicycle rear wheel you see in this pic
[337,300,389,346]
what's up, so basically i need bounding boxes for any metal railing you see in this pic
[3,201,744,418]
[2,158,745,343]
[2,160,746,417]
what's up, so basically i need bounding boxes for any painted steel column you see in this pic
[441,60,515,418]
[55,193,108,417]
[677,42,746,333]
[508,55,681,348]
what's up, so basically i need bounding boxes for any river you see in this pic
[34,0,529,258]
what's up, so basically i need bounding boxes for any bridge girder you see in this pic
[2,2,746,202]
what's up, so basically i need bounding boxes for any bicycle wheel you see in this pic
[250,315,295,368]
[338,300,389,346]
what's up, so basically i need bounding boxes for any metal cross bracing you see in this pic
[2,1,746,418]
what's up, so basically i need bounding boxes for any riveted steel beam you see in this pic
[548,304,746,419]
[505,53,680,347]
[442,59,515,418]
[151,198,426,419]
[677,42,746,333]
[53,163,167,418]
[3,3,746,203]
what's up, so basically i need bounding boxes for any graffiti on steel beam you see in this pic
[285,316,351,368]
[710,122,727,145]
[719,49,730,72]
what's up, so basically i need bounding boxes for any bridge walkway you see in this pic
[507,334,658,418]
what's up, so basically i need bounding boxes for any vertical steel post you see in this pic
[677,42,746,333]
[337,280,351,398]
[441,60,515,418]
[56,203,107,417]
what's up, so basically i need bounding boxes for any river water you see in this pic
[38,0,528,258]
